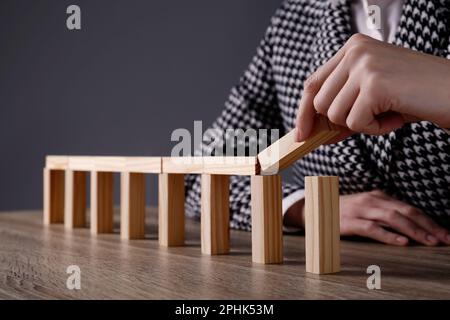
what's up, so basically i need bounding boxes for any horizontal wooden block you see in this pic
[257,117,340,175]
[251,175,283,264]
[43,168,65,225]
[64,170,87,229]
[202,157,259,175]
[47,155,259,175]
[305,176,340,274]
[45,156,69,170]
[162,157,258,175]
[46,156,161,173]
[162,157,204,174]
[158,173,185,247]
[120,172,146,240]
[201,174,230,255]
[94,157,161,173]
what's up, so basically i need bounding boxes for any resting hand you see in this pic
[284,190,450,246]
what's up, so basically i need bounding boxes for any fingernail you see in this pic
[426,234,438,243]
[396,236,408,244]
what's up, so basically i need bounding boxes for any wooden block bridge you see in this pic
[44,117,342,274]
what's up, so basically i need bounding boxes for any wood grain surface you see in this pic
[0,210,449,299]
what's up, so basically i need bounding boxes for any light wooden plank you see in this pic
[257,117,340,175]
[95,157,161,173]
[45,156,69,170]
[64,156,161,173]
[64,170,87,229]
[162,157,204,174]
[67,156,94,171]
[90,171,114,235]
[158,173,185,246]
[43,168,65,225]
[47,155,257,175]
[202,157,258,175]
[162,156,258,175]
[250,175,283,264]
[201,174,230,255]
[120,172,146,239]
[305,176,340,274]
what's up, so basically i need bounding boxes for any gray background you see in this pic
[0,0,282,210]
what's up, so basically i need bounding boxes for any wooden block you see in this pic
[250,175,283,264]
[64,170,87,229]
[202,157,259,175]
[43,168,65,225]
[158,173,185,246]
[305,176,340,274]
[162,157,259,175]
[162,157,204,174]
[68,156,94,171]
[64,156,162,173]
[120,172,146,239]
[46,156,69,170]
[201,174,230,255]
[48,155,257,175]
[90,171,114,234]
[257,116,340,175]
[95,157,161,173]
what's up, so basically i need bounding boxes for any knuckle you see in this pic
[348,33,368,45]
[370,189,385,197]
[345,36,370,59]
[360,192,373,202]
[304,73,320,93]
[355,192,375,205]
[363,221,377,234]
[402,208,416,217]
[313,94,326,114]
[410,227,424,239]
[385,210,398,221]
[346,116,362,132]
[364,73,381,91]
[327,107,343,125]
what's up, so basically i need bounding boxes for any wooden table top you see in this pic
[0,209,449,299]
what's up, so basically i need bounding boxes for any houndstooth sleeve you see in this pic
[184,16,303,231]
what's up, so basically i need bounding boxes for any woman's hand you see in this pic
[284,190,450,246]
[296,33,450,141]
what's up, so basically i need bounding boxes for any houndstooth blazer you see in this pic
[185,0,450,231]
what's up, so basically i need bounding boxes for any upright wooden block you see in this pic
[64,170,87,229]
[201,174,230,255]
[305,176,340,274]
[43,168,65,225]
[250,175,283,264]
[158,173,185,247]
[90,171,114,235]
[120,172,146,239]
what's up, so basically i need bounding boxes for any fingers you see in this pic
[296,83,318,142]
[313,62,349,117]
[370,191,450,244]
[363,209,439,246]
[395,204,450,245]
[346,94,405,135]
[353,219,409,246]
[341,190,450,246]
[326,80,359,126]
[296,49,346,141]
[360,190,450,245]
